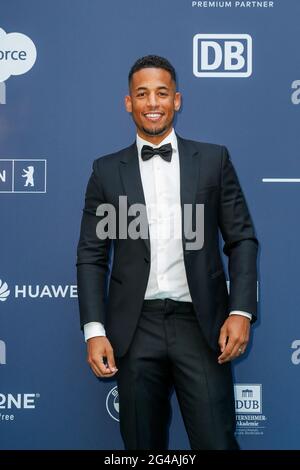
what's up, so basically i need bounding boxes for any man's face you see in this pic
[125,67,181,144]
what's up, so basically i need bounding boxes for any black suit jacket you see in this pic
[76,134,258,358]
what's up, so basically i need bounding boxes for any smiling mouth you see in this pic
[144,113,164,122]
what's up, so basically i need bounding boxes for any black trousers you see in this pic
[115,299,239,450]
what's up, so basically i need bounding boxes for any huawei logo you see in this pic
[0,280,10,301]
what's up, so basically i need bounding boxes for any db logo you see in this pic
[193,34,252,78]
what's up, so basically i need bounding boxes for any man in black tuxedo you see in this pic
[76,55,258,450]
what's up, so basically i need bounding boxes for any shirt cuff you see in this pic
[83,322,106,342]
[229,310,252,321]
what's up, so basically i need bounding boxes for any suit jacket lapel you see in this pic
[119,142,150,254]
[176,133,200,251]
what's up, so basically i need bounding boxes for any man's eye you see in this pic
[137,93,145,97]
[159,92,168,96]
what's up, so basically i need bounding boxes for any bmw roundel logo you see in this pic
[106,385,119,422]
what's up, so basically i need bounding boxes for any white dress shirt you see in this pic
[84,129,251,341]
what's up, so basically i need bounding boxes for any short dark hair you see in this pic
[128,55,177,86]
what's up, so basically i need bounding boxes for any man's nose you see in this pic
[146,93,158,108]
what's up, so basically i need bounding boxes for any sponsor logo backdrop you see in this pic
[1,0,299,450]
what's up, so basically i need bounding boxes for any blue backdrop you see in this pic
[1,0,299,450]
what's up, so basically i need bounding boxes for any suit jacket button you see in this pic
[144,257,149,264]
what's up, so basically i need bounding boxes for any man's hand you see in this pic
[218,315,250,365]
[87,336,118,378]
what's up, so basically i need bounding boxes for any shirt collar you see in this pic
[136,128,177,157]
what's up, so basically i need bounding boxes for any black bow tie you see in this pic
[141,143,173,162]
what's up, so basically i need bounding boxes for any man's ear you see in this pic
[125,95,132,113]
[174,92,181,112]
